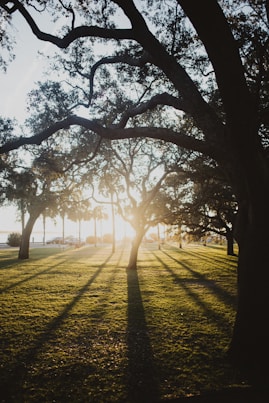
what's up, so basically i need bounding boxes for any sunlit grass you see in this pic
[0,242,243,402]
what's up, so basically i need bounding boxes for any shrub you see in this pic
[86,235,101,244]
[7,232,22,247]
[103,233,113,243]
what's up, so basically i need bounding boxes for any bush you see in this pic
[103,233,113,243]
[7,232,22,247]
[86,235,100,244]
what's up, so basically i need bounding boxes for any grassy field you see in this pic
[0,242,246,402]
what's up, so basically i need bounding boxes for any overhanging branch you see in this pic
[117,92,189,128]
[87,52,151,106]
[1,0,135,48]
[0,115,221,160]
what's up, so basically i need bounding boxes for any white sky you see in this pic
[0,11,61,122]
[0,12,58,238]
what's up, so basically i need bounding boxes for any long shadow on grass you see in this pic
[166,244,237,267]
[0,253,112,400]
[152,251,235,334]
[160,248,237,309]
[0,247,65,270]
[0,258,72,294]
[0,253,24,269]
[126,268,160,403]
[0,246,103,293]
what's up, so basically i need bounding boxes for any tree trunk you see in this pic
[62,214,65,244]
[226,230,235,256]
[228,161,269,381]
[228,221,269,381]
[18,212,40,259]
[157,223,161,250]
[42,214,46,245]
[111,194,116,253]
[78,219,81,244]
[94,217,97,247]
[20,200,25,234]
[127,231,144,270]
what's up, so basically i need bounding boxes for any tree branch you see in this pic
[3,0,135,48]
[87,52,151,106]
[62,137,103,173]
[116,92,189,128]
[177,0,253,126]
[0,115,222,160]
[113,0,225,141]
[2,0,225,144]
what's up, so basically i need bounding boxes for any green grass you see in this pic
[0,242,243,402]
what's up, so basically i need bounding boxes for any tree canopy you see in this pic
[0,0,266,161]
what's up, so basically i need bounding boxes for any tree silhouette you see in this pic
[97,138,186,269]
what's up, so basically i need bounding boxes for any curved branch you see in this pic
[58,0,76,30]
[113,0,225,140]
[3,0,224,143]
[88,52,151,106]
[0,115,222,160]
[62,137,103,173]
[0,116,101,153]
[4,0,135,48]
[116,92,189,128]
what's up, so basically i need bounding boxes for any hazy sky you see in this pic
[0,1,131,123]
[0,10,67,237]
[0,11,59,123]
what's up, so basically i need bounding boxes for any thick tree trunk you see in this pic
[127,231,144,270]
[226,230,235,256]
[228,162,269,381]
[18,213,40,259]
[229,226,269,381]
[18,205,44,259]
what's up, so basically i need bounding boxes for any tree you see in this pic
[3,142,86,258]
[97,138,185,269]
[91,205,108,247]
[67,196,92,245]
[182,194,236,255]
[6,161,69,259]
[0,0,269,378]
[0,117,17,203]
[146,171,189,248]
[179,158,238,255]
[94,171,117,252]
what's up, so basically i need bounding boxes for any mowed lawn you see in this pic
[0,242,241,402]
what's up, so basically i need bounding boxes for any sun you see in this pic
[101,215,135,241]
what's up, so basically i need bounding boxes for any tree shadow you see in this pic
[167,244,237,266]
[0,246,104,293]
[0,254,22,269]
[0,246,66,269]
[0,253,113,400]
[126,268,160,403]
[151,250,235,333]
[0,258,70,294]
[160,249,237,309]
